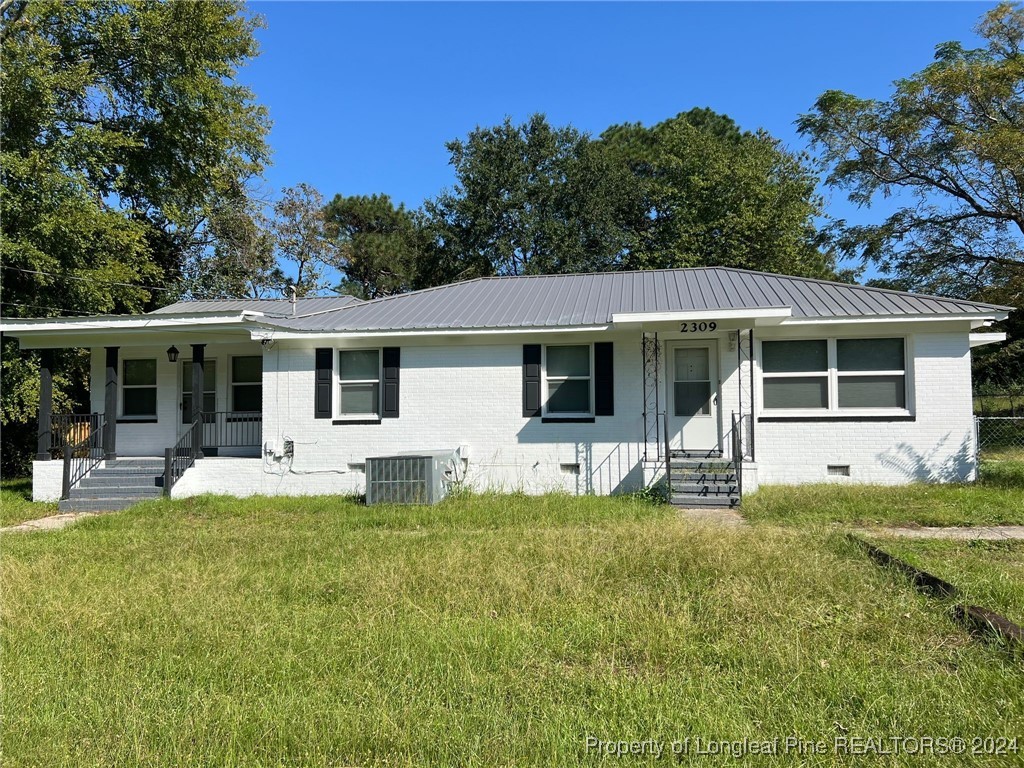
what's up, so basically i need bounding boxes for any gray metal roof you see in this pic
[151,295,361,316]
[261,268,1010,332]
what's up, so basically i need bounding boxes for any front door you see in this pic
[667,341,719,452]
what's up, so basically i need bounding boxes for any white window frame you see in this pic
[229,354,263,414]
[119,357,158,420]
[335,348,382,420]
[757,335,912,418]
[541,343,595,418]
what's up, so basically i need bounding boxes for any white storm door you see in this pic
[667,342,719,451]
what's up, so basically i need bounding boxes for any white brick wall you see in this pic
[31,459,63,502]
[54,325,979,500]
[755,331,977,485]
[256,333,649,496]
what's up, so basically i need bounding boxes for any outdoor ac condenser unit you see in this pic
[365,450,458,505]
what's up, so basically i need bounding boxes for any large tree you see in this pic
[421,114,646,285]
[0,0,270,472]
[420,111,834,287]
[603,108,834,277]
[323,194,423,299]
[270,184,337,297]
[797,2,1023,300]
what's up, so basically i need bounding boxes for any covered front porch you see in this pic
[30,332,266,502]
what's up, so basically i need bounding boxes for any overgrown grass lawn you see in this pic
[744,459,1024,528]
[4,494,1024,766]
[867,538,1024,625]
[0,476,56,526]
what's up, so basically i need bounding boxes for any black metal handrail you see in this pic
[61,417,105,500]
[662,410,670,469]
[164,417,202,497]
[731,412,744,500]
[50,413,102,456]
[201,410,262,448]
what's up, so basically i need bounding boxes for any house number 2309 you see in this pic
[680,321,717,333]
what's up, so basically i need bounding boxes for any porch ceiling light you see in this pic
[166,345,179,363]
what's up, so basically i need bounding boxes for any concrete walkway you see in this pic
[677,507,747,526]
[867,525,1024,541]
[0,512,98,534]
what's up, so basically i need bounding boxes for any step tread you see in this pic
[670,495,740,508]
[670,484,739,495]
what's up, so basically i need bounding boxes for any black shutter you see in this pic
[382,347,400,418]
[314,348,332,419]
[523,344,542,417]
[594,342,614,416]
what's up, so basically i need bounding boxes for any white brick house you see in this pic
[2,268,1010,509]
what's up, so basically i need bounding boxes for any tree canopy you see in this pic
[323,194,422,299]
[798,2,1023,300]
[799,2,1023,388]
[603,109,833,277]
[419,111,835,287]
[0,0,270,472]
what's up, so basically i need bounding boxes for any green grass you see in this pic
[0,477,57,526]
[4,493,1024,767]
[743,460,1024,528]
[865,538,1024,625]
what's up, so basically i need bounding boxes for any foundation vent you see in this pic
[827,464,851,477]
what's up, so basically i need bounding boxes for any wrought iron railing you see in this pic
[50,413,103,456]
[61,416,105,500]
[731,412,744,500]
[201,410,262,448]
[164,417,202,497]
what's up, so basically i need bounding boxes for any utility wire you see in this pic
[1,264,177,293]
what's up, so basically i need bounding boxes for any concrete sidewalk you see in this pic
[0,512,99,534]
[677,507,746,526]
[868,525,1024,541]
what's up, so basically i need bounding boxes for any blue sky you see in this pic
[242,1,991,276]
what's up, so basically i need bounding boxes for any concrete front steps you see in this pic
[668,449,740,508]
[58,458,164,513]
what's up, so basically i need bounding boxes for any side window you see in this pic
[761,340,829,410]
[544,345,592,415]
[837,338,906,409]
[338,349,381,417]
[231,356,262,412]
[122,359,157,418]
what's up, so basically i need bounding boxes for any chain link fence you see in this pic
[975,416,1024,457]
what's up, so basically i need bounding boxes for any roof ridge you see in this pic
[288,276,489,319]
[712,267,1013,311]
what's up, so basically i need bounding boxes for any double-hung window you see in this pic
[230,356,262,412]
[836,338,906,409]
[122,359,158,419]
[338,349,380,417]
[544,345,593,416]
[761,337,908,414]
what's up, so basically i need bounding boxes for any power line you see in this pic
[0,300,94,316]
[0,264,177,293]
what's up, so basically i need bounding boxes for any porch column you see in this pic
[103,346,118,460]
[35,349,54,460]
[191,343,205,460]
